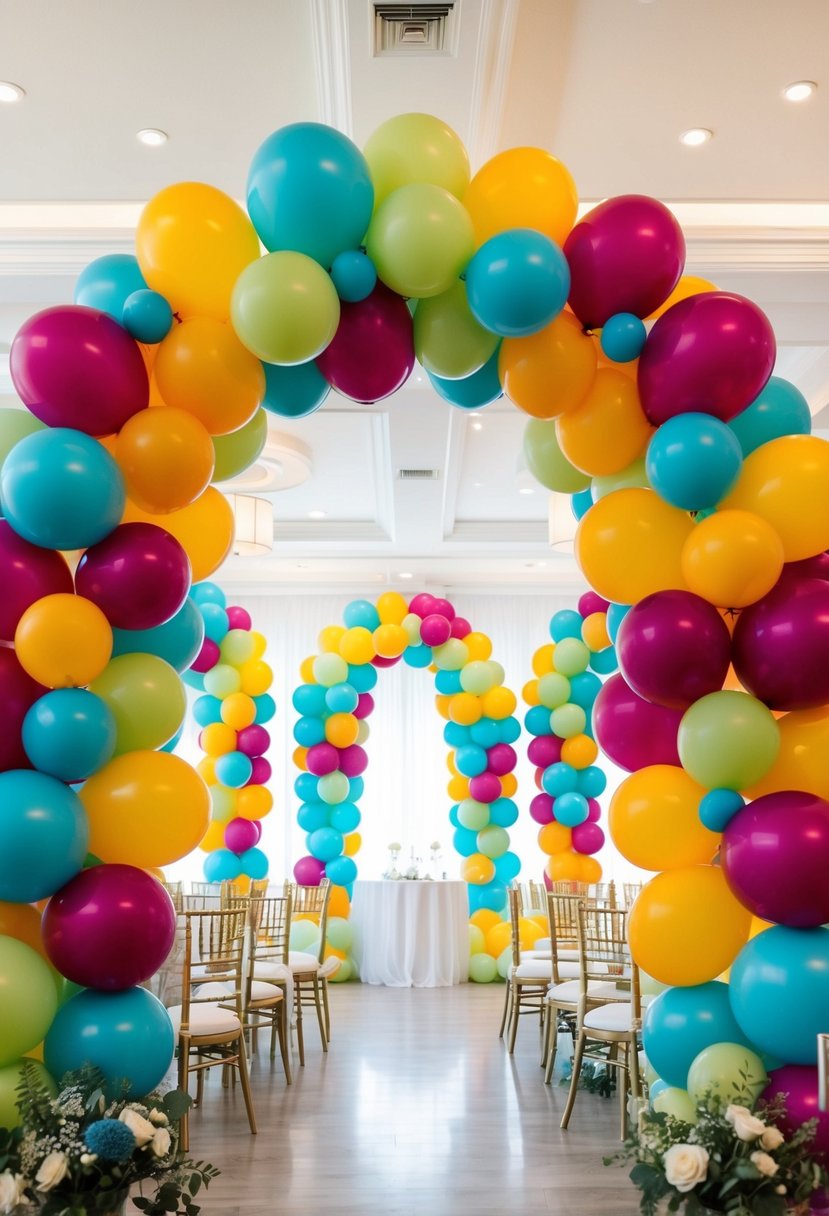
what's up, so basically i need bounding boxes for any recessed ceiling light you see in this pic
[679,127,712,147]
[468,411,481,418]
[472,481,483,488]
[0,82,25,104]
[783,80,817,102]
[519,487,534,496]
[308,510,327,520]
[471,422,483,431]
[398,571,414,580]
[136,128,168,147]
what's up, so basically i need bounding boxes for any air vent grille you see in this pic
[373,3,456,56]
[398,468,440,481]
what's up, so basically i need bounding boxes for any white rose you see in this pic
[119,1108,156,1147]
[0,1171,26,1213]
[150,1128,172,1159]
[664,1144,709,1193]
[725,1104,767,1141]
[776,1184,787,1194]
[35,1151,69,1192]
[751,1151,779,1178]
[760,1126,784,1150]
[148,1108,168,1127]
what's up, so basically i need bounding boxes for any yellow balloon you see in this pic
[532,643,555,676]
[748,705,829,801]
[461,853,496,885]
[343,832,361,858]
[647,275,718,321]
[448,692,482,726]
[628,865,752,987]
[376,592,409,626]
[114,407,215,514]
[239,660,273,697]
[236,784,273,821]
[681,509,785,608]
[220,692,256,731]
[500,773,517,798]
[464,632,493,662]
[722,435,829,561]
[471,908,501,934]
[81,751,210,868]
[15,594,112,688]
[201,722,237,757]
[249,632,267,660]
[556,369,653,477]
[293,745,309,770]
[581,612,610,652]
[325,712,359,748]
[435,694,452,720]
[339,627,376,666]
[522,679,540,706]
[122,487,234,582]
[136,182,260,320]
[546,852,582,883]
[575,488,694,605]
[199,820,226,853]
[299,657,316,684]
[154,318,265,437]
[485,920,512,958]
[560,734,598,768]
[609,765,719,871]
[447,775,470,801]
[538,821,572,856]
[318,625,346,654]
[500,311,597,420]
[519,917,544,950]
[463,147,577,249]
[482,686,517,720]
[197,756,216,784]
[373,623,408,658]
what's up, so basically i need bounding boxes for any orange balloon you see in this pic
[609,765,719,871]
[325,712,359,748]
[575,855,603,884]
[200,722,237,757]
[328,885,351,919]
[748,705,829,801]
[581,612,610,652]
[236,784,273,821]
[299,657,316,684]
[561,734,598,768]
[114,407,215,514]
[681,509,785,609]
[199,820,227,852]
[240,659,273,697]
[0,902,47,960]
[435,694,452,721]
[449,692,483,726]
[500,311,597,420]
[522,679,540,706]
[15,593,112,688]
[463,147,578,249]
[481,686,517,720]
[373,623,408,658]
[647,275,717,321]
[197,756,216,784]
[122,487,234,582]
[447,775,470,802]
[546,852,582,882]
[471,908,501,933]
[532,643,555,676]
[154,317,265,436]
[293,746,309,771]
[485,919,512,957]
[318,625,346,654]
[556,369,653,477]
[538,821,572,855]
[461,853,496,885]
[499,773,517,798]
[376,592,409,626]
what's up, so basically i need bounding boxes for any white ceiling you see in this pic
[1,0,829,594]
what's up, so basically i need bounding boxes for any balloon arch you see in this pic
[290,591,522,984]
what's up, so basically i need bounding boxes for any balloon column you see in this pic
[291,592,521,983]
[522,596,617,885]
[186,581,275,889]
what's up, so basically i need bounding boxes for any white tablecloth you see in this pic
[350,880,469,988]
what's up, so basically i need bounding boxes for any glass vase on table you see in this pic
[384,841,401,879]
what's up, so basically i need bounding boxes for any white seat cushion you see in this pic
[510,959,552,980]
[584,1002,636,1032]
[546,979,632,1004]
[533,937,551,952]
[254,961,290,982]
[248,980,285,1003]
[288,951,341,979]
[167,1002,241,1037]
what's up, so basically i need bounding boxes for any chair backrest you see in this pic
[528,879,547,915]
[187,882,222,909]
[574,900,641,1023]
[507,885,522,969]
[546,889,592,984]
[161,880,184,914]
[250,878,270,897]
[248,893,291,969]
[287,879,331,963]
[593,880,618,908]
[550,881,589,898]
[178,907,247,1035]
[623,882,643,908]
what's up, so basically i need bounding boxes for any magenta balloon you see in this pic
[354,693,375,720]
[247,756,272,785]
[778,552,829,586]
[586,798,602,822]
[0,649,46,772]
[639,292,776,426]
[563,195,685,329]
[451,616,471,639]
[469,772,501,803]
[316,282,414,403]
[372,654,400,668]
[306,742,339,776]
[593,673,682,772]
[578,591,610,618]
[431,598,456,621]
[487,743,517,776]
[733,578,829,711]
[226,606,252,630]
[408,593,438,619]
[10,306,148,435]
[530,793,554,824]
[722,791,829,927]
[236,724,270,758]
[572,821,605,856]
[191,637,220,673]
[75,522,191,630]
[293,854,326,885]
[617,590,732,710]
[42,863,175,990]
[224,816,260,854]
[0,519,73,643]
[338,744,368,778]
[528,736,563,768]
[420,614,451,646]
[763,1065,829,1160]
[250,819,263,843]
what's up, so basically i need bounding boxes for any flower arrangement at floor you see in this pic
[0,1064,217,1216]
[605,1092,828,1215]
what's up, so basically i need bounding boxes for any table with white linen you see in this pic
[350,880,469,988]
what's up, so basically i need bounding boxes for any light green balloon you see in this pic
[318,771,350,806]
[468,952,498,983]
[477,825,509,859]
[414,280,498,379]
[204,663,242,698]
[326,917,353,953]
[641,971,669,998]
[363,113,470,207]
[653,1087,697,1124]
[211,785,236,821]
[433,639,469,671]
[402,613,423,646]
[460,660,497,696]
[678,691,780,790]
[220,629,256,667]
[366,183,474,300]
[329,957,353,983]
[538,673,571,709]
[356,720,370,744]
[0,408,46,471]
[550,702,587,739]
[593,456,650,500]
[687,1042,767,1106]
[313,653,349,688]
[524,419,591,493]
[231,250,340,365]
[486,661,505,687]
[0,939,59,1066]
[212,409,268,483]
[457,798,490,831]
[0,1058,56,1128]
[468,924,486,954]
[496,945,513,979]
[90,654,186,755]
[290,920,319,951]
[553,637,590,678]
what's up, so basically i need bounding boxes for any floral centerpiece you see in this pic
[0,1063,218,1216]
[606,1093,828,1215]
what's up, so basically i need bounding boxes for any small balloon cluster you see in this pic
[292,592,521,984]
[522,596,618,886]
[187,581,275,889]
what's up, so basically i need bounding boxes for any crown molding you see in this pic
[309,0,353,135]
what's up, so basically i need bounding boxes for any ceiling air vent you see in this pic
[398,468,440,481]
[373,3,457,56]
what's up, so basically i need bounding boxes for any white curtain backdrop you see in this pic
[167,592,646,890]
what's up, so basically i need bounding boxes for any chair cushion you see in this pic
[288,952,341,980]
[510,959,552,980]
[584,1002,636,1032]
[167,1003,241,1037]
[546,979,633,1004]
[248,980,284,1003]
[254,961,290,982]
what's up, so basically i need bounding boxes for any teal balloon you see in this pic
[643,981,752,1089]
[699,788,745,832]
[45,987,174,1096]
[293,684,327,716]
[454,826,477,857]
[215,751,253,788]
[550,610,583,642]
[160,724,183,753]
[204,849,242,882]
[404,643,432,667]
[74,254,147,319]
[343,599,381,631]
[329,802,360,833]
[553,791,589,826]
[262,359,330,419]
[456,744,488,777]
[0,770,88,901]
[465,229,570,337]
[239,846,268,880]
[247,123,374,267]
[191,582,226,609]
[729,376,811,456]
[22,689,116,782]
[121,289,173,344]
[606,603,631,643]
[348,663,377,692]
[572,488,593,520]
[331,250,377,303]
[427,347,503,409]
[1,427,125,550]
[254,694,276,724]
[111,597,205,673]
[600,313,646,363]
[494,851,521,883]
[326,855,357,886]
[589,645,618,675]
[298,802,329,832]
[308,827,344,862]
[193,695,223,727]
[201,602,229,644]
[181,669,205,691]
[489,797,518,828]
[646,413,743,511]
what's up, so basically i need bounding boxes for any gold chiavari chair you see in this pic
[160,880,184,914]
[623,882,643,908]
[500,886,551,1052]
[188,881,222,905]
[527,879,547,914]
[250,877,270,897]
[285,880,336,1065]
[167,906,256,1153]
[246,893,292,1083]
[560,901,642,1138]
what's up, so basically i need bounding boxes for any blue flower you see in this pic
[85,1118,136,1163]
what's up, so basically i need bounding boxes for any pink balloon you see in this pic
[572,822,605,856]
[778,552,829,586]
[0,648,46,772]
[247,756,271,785]
[306,743,339,776]
[487,743,516,776]
[372,654,400,668]
[10,306,148,435]
[191,637,220,673]
[528,736,563,768]
[431,598,456,621]
[0,520,73,643]
[316,282,414,403]
[593,673,682,772]
[249,819,263,843]
[408,593,438,619]
[226,606,252,631]
[354,692,374,720]
[763,1065,829,1160]
[75,522,191,630]
[530,793,554,824]
[224,817,260,854]
[733,577,829,711]
[543,870,552,891]
[293,855,326,886]
[586,798,602,822]
[469,772,501,803]
[236,724,270,758]
[578,591,609,618]
[420,614,451,646]
[338,744,368,778]
[450,616,471,639]
[639,292,776,426]
[564,195,685,328]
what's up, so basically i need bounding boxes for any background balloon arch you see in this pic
[290,591,522,984]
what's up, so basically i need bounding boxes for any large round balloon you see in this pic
[231,251,341,364]
[463,146,577,249]
[609,765,719,871]
[363,113,470,206]
[0,769,88,902]
[732,577,829,710]
[22,688,116,782]
[414,280,498,379]
[646,412,743,511]
[593,674,682,772]
[0,938,59,1067]
[316,283,414,403]
[111,596,205,674]
[556,369,653,478]
[154,316,265,437]
[748,705,829,803]
[729,376,812,457]
[75,522,191,631]
[523,419,591,493]
[500,311,597,420]
[261,360,330,419]
[0,647,47,772]
[10,305,148,434]
[722,791,829,927]
[465,229,569,337]
[45,986,174,1096]
[14,593,113,689]
[680,509,785,609]
[762,1065,829,1161]
[211,409,268,483]
[638,292,776,426]
[617,590,732,710]
[564,195,685,328]
[74,253,148,319]
[686,1042,767,1107]
[247,122,374,266]
[115,406,215,514]
[90,654,186,755]
[0,520,73,643]
[722,435,829,562]
[366,183,474,300]
[643,981,752,1090]
[678,690,780,791]
[43,864,176,990]
[121,489,234,583]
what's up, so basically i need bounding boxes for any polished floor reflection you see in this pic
[187,983,639,1215]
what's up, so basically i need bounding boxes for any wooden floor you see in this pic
[184,983,639,1216]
